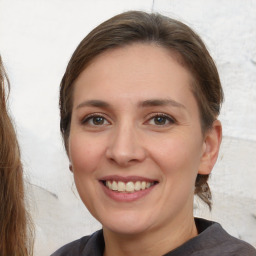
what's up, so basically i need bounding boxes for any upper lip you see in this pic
[99,175,158,183]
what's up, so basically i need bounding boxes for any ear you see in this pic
[198,120,222,175]
[69,163,73,173]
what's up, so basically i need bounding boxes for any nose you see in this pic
[106,123,147,167]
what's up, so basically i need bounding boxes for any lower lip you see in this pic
[100,182,156,202]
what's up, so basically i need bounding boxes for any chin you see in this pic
[101,213,152,236]
[105,224,148,236]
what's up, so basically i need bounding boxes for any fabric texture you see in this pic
[51,218,256,256]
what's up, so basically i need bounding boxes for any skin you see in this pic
[68,43,222,256]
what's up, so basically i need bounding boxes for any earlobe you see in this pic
[69,164,73,173]
[198,120,222,175]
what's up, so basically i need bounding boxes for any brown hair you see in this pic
[59,11,223,208]
[0,56,34,256]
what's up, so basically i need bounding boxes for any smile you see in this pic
[103,180,156,193]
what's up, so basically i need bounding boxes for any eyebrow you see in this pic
[76,100,111,109]
[139,99,186,109]
[76,98,186,110]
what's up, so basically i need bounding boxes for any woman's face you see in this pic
[69,43,210,235]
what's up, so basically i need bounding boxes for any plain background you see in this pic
[0,0,256,255]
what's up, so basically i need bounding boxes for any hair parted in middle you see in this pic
[59,11,223,209]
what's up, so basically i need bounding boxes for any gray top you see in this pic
[51,218,256,256]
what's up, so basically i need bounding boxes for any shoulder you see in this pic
[194,218,256,256]
[213,231,256,255]
[50,230,104,256]
[50,236,91,256]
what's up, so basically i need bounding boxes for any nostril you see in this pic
[105,134,147,166]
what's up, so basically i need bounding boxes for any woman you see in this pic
[0,56,34,256]
[52,11,256,256]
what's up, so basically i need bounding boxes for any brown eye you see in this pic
[147,114,175,126]
[154,116,167,125]
[92,116,105,125]
[82,115,110,126]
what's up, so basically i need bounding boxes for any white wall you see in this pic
[0,0,255,255]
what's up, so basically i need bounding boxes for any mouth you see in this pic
[100,179,158,193]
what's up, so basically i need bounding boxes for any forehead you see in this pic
[73,43,195,99]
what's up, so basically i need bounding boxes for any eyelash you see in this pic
[81,113,110,126]
[81,113,176,127]
[145,113,176,126]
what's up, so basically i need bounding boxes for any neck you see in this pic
[103,214,198,256]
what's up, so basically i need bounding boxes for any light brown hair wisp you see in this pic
[0,56,34,256]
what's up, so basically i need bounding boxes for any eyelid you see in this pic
[80,112,176,126]
[145,112,176,125]
[81,112,111,125]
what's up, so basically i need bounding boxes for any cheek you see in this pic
[68,133,104,214]
[150,132,203,177]
[68,133,104,174]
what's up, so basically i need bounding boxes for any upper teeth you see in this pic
[105,181,154,193]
